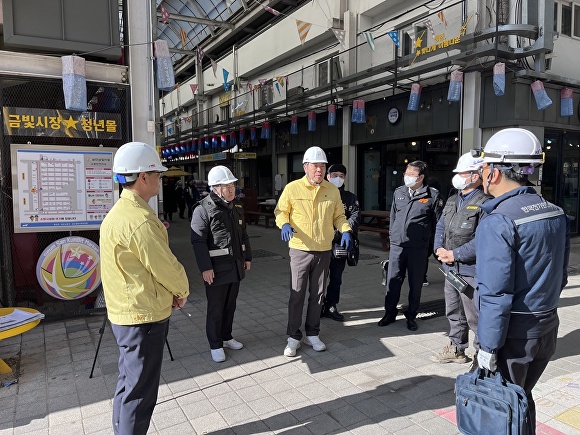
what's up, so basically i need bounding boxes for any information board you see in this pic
[11,144,118,233]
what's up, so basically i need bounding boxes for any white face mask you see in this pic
[404,176,419,188]
[329,177,344,188]
[452,173,474,191]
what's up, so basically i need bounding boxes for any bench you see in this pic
[245,211,275,228]
[359,225,389,251]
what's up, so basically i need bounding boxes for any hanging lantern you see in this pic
[212,136,218,149]
[447,70,463,102]
[531,80,552,111]
[561,87,574,117]
[229,131,237,147]
[173,145,179,155]
[61,55,87,111]
[493,62,506,96]
[407,83,422,111]
[204,137,210,149]
[180,142,186,154]
[290,116,298,135]
[220,134,227,148]
[191,140,197,153]
[307,111,316,131]
[239,127,246,143]
[250,126,257,142]
[328,104,336,126]
[354,99,366,123]
[261,121,272,139]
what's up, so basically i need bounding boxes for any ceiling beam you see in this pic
[156,12,234,29]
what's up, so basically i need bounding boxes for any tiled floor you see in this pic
[1,218,579,434]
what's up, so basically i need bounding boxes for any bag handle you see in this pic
[470,367,508,387]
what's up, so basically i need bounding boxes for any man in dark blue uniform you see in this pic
[322,164,361,321]
[475,128,570,432]
[378,161,443,331]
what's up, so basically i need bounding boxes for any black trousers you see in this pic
[498,326,559,434]
[384,244,428,320]
[111,320,169,435]
[325,256,347,306]
[205,281,240,349]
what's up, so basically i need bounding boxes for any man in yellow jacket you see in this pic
[100,142,189,435]
[275,146,352,357]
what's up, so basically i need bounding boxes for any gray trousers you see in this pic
[287,248,331,340]
[444,275,479,351]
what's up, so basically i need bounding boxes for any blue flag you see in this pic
[388,31,400,47]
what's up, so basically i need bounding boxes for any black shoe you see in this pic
[378,314,396,326]
[406,319,418,331]
[324,305,344,322]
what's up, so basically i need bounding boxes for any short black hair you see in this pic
[328,163,347,175]
[500,167,528,185]
[407,160,427,176]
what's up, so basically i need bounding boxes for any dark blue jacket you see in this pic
[389,184,443,248]
[475,186,570,353]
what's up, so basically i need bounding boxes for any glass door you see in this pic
[562,137,580,234]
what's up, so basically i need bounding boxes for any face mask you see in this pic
[329,177,344,188]
[404,176,419,188]
[452,174,474,191]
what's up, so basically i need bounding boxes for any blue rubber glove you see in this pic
[281,223,294,242]
[477,349,498,372]
[341,231,353,252]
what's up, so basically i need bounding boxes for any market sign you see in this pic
[3,107,122,140]
[199,152,227,162]
[233,152,256,159]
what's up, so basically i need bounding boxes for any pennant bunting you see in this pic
[437,11,448,27]
[190,83,198,94]
[331,28,346,49]
[160,5,170,25]
[296,20,312,45]
[211,59,218,78]
[197,46,204,64]
[363,31,375,52]
[275,82,281,96]
[259,79,266,87]
[179,27,187,47]
[223,68,229,85]
[276,76,285,87]
[423,19,436,40]
[263,6,280,16]
[248,82,253,94]
[388,31,400,47]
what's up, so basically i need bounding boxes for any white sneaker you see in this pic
[223,339,243,350]
[284,337,301,357]
[303,335,326,352]
[211,348,226,362]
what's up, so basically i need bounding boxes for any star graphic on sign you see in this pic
[69,246,84,259]
[415,36,423,49]
[62,116,79,130]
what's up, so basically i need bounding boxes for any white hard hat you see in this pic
[208,165,238,186]
[113,142,167,174]
[453,152,484,172]
[303,146,328,163]
[482,128,544,165]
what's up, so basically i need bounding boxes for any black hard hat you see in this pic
[328,164,347,175]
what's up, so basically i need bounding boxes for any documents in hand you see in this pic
[0,309,44,332]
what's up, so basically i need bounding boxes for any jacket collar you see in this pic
[121,188,154,211]
[480,186,536,213]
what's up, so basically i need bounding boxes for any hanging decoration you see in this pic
[493,63,505,96]
[250,126,257,142]
[296,20,312,45]
[275,82,281,96]
[437,11,448,27]
[363,32,375,52]
[263,6,280,16]
[204,137,210,149]
[229,131,237,147]
[179,27,188,47]
[239,127,246,143]
[160,5,170,24]
[61,55,87,111]
[531,80,552,110]
[388,31,400,47]
[328,104,336,126]
[308,111,317,131]
[561,87,574,117]
[191,140,196,152]
[153,40,175,92]
[220,134,227,148]
[261,121,272,139]
[352,99,366,123]
[211,136,218,149]
[290,116,298,135]
[407,83,422,111]
[197,46,204,64]
[331,28,347,49]
[211,59,218,78]
[199,138,204,150]
[447,71,463,102]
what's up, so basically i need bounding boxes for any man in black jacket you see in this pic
[431,153,490,369]
[322,164,361,321]
[378,161,443,331]
[190,166,252,363]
